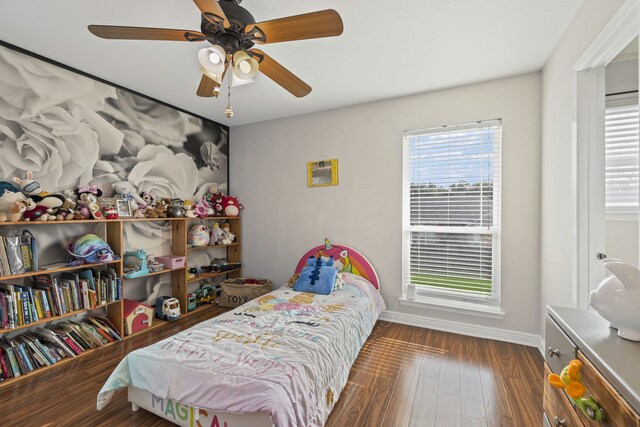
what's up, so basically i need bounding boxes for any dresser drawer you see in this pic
[544,363,585,427]
[545,315,577,374]
[577,351,640,427]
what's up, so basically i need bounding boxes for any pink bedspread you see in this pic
[97,273,385,426]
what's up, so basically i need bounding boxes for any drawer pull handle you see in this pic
[547,347,561,358]
[548,359,605,422]
[553,416,566,427]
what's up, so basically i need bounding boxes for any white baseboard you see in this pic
[538,335,546,357]
[378,309,541,348]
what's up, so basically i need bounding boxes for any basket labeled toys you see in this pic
[155,255,186,270]
[218,278,272,308]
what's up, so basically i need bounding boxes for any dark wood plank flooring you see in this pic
[0,310,543,427]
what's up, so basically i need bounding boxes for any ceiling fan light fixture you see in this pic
[198,45,227,75]
[232,50,259,80]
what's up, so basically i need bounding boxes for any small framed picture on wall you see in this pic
[307,159,338,187]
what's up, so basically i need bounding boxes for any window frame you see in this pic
[604,95,639,215]
[402,119,503,308]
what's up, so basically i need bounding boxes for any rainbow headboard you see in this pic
[294,239,380,290]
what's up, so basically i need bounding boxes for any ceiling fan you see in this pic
[88,0,344,117]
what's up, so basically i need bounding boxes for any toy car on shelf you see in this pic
[155,296,180,320]
[196,285,216,305]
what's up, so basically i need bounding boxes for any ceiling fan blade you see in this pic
[197,63,229,97]
[246,9,343,44]
[250,49,311,97]
[197,74,219,97]
[193,0,230,29]
[88,25,205,42]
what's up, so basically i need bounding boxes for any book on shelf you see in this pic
[0,268,122,331]
[0,231,36,277]
[0,317,121,380]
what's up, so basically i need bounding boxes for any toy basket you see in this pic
[155,255,186,270]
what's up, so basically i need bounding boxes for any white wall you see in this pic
[540,0,624,321]
[231,72,542,336]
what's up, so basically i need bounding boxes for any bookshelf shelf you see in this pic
[0,260,122,282]
[185,304,215,317]
[186,268,241,284]
[188,243,239,251]
[123,267,186,281]
[0,302,116,335]
[0,339,120,389]
[0,217,241,227]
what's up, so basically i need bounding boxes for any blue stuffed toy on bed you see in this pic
[294,256,338,295]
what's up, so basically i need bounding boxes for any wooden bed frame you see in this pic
[127,240,380,427]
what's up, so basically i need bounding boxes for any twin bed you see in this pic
[97,242,384,427]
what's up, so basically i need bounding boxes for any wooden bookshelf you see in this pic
[0,216,242,385]
[0,260,121,282]
[188,242,239,251]
[123,267,186,280]
[186,268,241,284]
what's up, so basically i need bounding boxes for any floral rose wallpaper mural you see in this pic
[0,44,229,302]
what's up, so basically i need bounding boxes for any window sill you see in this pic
[606,212,639,221]
[399,297,506,320]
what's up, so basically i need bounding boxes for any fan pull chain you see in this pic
[225,66,234,119]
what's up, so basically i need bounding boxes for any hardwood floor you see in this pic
[0,311,543,427]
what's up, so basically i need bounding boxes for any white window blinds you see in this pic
[605,103,639,212]
[403,120,502,301]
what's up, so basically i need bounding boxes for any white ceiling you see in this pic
[0,0,582,126]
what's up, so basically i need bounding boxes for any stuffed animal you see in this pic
[74,185,103,219]
[183,200,197,218]
[13,171,65,209]
[220,222,235,244]
[188,224,210,246]
[0,200,28,222]
[155,199,169,218]
[548,359,604,421]
[221,196,244,217]
[287,274,300,288]
[113,181,146,211]
[0,182,24,213]
[194,198,213,218]
[210,222,225,245]
[23,198,54,221]
[140,191,155,208]
[168,198,186,218]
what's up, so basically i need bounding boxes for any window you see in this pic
[403,119,502,305]
[605,101,639,212]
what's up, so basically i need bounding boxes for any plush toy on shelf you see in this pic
[113,181,147,211]
[221,196,244,217]
[548,359,604,421]
[0,199,29,222]
[188,224,210,247]
[194,198,213,218]
[220,222,235,244]
[210,222,225,245]
[168,198,186,218]
[183,200,197,218]
[74,184,103,220]
[140,191,155,208]
[13,171,70,220]
[13,171,65,210]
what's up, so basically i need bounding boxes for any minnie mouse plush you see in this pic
[75,185,103,220]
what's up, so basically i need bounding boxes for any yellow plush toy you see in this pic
[548,359,604,421]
